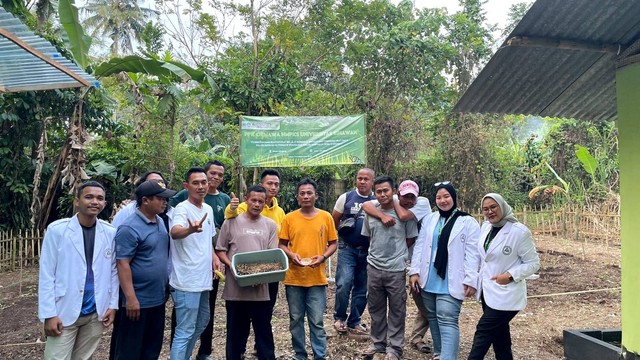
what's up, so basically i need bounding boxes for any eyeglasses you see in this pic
[434,181,451,186]
[482,204,500,213]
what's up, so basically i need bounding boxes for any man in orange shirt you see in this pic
[278,178,338,360]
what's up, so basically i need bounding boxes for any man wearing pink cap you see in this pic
[362,179,433,354]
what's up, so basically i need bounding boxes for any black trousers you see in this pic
[467,296,519,360]
[226,300,276,360]
[110,303,166,360]
[251,281,279,352]
[169,278,219,354]
[267,282,279,324]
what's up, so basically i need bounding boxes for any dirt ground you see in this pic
[0,235,620,359]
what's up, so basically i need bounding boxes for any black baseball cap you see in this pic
[135,180,177,198]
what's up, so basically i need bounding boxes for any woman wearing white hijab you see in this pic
[467,193,540,360]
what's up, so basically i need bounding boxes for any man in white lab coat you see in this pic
[38,180,119,360]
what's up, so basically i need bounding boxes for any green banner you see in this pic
[240,115,366,167]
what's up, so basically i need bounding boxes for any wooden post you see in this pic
[18,229,23,268]
[10,229,15,271]
[38,229,42,265]
[562,206,567,239]
[574,206,581,242]
[553,205,560,235]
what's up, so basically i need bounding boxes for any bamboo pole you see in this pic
[10,229,15,271]
[562,206,567,239]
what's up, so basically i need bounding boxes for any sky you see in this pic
[395,0,534,28]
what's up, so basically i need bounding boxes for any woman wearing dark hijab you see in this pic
[467,193,540,360]
[409,182,480,360]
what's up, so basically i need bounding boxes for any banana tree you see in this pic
[34,0,95,230]
[94,53,215,179]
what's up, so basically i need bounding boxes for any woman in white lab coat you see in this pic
[467,193,540,360]
[409,182,480,360]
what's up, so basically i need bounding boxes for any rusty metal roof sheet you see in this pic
[0,7,98,93]
[454,0,640,121]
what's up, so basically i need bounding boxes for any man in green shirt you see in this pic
[169,160,231,360]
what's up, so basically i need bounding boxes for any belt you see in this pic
[344,242,367,250]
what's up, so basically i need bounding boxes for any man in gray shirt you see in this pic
[360,176,418,360]
[215,185,278,360]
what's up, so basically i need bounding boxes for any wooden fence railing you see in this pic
[0,204,621,272]
[471,204,620,245]
[0,228,42,271]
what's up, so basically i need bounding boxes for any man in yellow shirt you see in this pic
[225,169,285,229]
[279,178,338,360]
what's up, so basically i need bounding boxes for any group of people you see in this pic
[37,163,540,360]
[332,170,541,360]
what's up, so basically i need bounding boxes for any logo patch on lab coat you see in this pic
[502,246,512,255]
[104,249,113,258]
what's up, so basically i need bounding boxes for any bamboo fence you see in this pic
[0,205,621,272]
[471,204,620,246]
[0,228,42,271]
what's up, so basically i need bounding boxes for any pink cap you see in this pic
[398,180,419,197]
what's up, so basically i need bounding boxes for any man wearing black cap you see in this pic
[110,180,176,360]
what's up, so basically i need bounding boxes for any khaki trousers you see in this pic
[44,313,104,360]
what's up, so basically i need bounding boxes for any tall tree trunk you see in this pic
[30,116,50,228]
[248,0,260,116]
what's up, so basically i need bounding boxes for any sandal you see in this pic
[360,345,384,356]
[432,355,441,360]
[413,340,431,354]
[384,353,399,360]
[334,320,347,333]
[348,323,369,335]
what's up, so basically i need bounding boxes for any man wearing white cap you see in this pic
[362,179,431,227]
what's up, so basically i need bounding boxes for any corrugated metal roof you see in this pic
[0,7,98,93]
[454,0,640,121]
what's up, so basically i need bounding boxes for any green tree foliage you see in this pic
[59,0,92,68]
[0,0,621,230]
[0,89,111,229]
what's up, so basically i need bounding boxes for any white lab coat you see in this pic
[409,212,481,300]
[38,215,119,326]
[476,221,540,311]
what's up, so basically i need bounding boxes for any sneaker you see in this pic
[195,355,213,360]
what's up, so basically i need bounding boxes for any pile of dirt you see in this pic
[235,262,284,275]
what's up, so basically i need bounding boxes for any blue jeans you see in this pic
[333,242,368,328]
[285,285,327,360]
[170,289,210,360]
[422,291,462,360]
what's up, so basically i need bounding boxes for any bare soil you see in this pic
[0,235,620,359]
[236,262,284,275]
